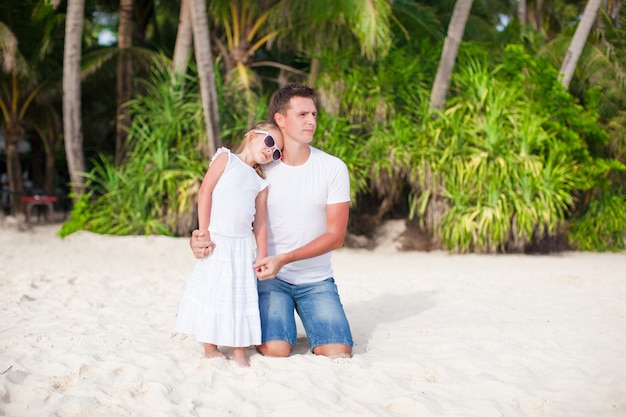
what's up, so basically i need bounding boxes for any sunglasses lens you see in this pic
[272,149,282,161]
[264,135,275,148]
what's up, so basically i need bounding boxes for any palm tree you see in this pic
[429,0,474,110]
[172,0,193,79]
[0,22,27,212]
[605,0,621,23]
[115,0,134,166]
[518,0,527,32]
[63,0,87,194]
[524,0,564,37]
[189,0,221,156]
[36,107,63,195]
[201,0,399,90]
[559,0,603,87]
[209,1,282,89]
[0,1,64,212]
[168,0,400,140]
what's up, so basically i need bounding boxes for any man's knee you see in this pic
[312,344,352,358]
[257,341,293,357]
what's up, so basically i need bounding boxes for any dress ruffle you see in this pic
[175,233,261,346]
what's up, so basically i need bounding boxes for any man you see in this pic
[190,84,353,358]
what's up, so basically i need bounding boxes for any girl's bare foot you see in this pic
[203,343,226,359]
[232,347,250,367]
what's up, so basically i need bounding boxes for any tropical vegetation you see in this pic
[1,0,625,253]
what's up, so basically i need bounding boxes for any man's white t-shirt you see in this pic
[263,146,350,285]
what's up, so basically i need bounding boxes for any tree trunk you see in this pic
[62,0,86,195]
[189,0,220,157]
[2,120,24,214]
[429,0,474,111]
[609,0,621,22]
[44,152,56,195]
[528,0,546,33]
[42,110,63,196]
[559,0,603,88]
[172,0,193,80]
[518,0,527,33]
[115,0,134,166]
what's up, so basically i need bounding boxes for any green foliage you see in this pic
[59,60,208,237]
[59,39,625,253]
[338,43,624,253]
[427,60,578,252]
[315,114,369,203]
[569,189,626,252]
[500,45,625,251]
[309,41,625,253]
[422,46,624,253]
[315,43,434,128]
[313,43,434,219]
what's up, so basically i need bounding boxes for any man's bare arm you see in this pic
[254,202,349,279]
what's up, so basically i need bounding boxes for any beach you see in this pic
[1,219,625,417]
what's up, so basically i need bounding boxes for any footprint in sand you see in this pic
[384,397,431,414]
[4,369,28,385]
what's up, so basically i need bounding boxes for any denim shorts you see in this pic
[257,277,353,352]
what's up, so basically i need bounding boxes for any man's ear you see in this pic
[274,112,285,127]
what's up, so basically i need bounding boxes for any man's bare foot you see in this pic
[203,343,226,359]
[232,347,250,367]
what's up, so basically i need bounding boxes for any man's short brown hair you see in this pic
[268,84,317,123]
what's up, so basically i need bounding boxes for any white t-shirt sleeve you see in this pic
[326,156,351,205]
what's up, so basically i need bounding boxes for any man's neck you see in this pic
[282,142,311,166]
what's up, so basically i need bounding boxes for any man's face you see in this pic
[277,96,317,144]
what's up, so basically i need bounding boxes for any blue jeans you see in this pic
[257,277,353,352]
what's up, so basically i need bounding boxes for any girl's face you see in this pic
[250,127,283,164]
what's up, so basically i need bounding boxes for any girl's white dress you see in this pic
[175,148,266,347]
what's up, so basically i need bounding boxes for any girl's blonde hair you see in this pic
[235,121,278,178]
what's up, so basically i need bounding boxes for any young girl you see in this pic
[175,121,283,367]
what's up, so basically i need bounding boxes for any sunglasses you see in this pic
[254,130,282,161]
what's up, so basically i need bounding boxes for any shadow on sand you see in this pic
[346,291,436,354]
[290,291,436,356]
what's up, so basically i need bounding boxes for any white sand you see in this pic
[1,220,625,417]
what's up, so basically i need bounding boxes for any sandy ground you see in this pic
[1,218,625,417]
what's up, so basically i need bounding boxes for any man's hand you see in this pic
[189,229,216,259]
[253,254,286,280]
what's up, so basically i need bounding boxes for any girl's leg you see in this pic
[232,347,250,367]
[203,343,225,359]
